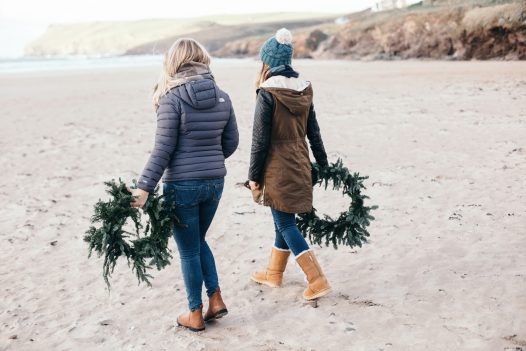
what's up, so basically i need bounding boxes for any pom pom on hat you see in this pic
[275,28,292,45]
[259,28,294,68]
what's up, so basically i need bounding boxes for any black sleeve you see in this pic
[248,89,274,182]
[307,103,328,167]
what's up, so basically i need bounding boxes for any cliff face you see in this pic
[24,19,214,56]
[314,2,526,60]
[24,13,335,57]
[124,18,334,56]
[213,2,525,60]
[25,2,525,60]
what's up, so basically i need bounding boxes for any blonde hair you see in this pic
[256,63,272,89]
[153,38,211,110]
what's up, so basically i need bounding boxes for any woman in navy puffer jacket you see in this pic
[131,38,239,332]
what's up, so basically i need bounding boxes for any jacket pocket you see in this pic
[212,182,225,202]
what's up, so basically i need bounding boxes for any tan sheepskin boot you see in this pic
[296,250,332,300]
[204,288,228,322]
[176,305,205,332]
[251,247,291,288]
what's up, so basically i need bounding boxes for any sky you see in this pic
[1,0,373,23]
[0,0,374,57]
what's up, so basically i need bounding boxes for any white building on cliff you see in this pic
[373,0,423,11]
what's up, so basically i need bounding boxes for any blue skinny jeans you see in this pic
[271,208,310,256]
[163,178,224,311]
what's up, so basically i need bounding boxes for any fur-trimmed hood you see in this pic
[260,75,311,92]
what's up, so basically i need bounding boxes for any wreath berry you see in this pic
[84,179,185,288]
[297,158,377,249]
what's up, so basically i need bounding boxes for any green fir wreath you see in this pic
[84,179,185,289]
[297,158,377,249]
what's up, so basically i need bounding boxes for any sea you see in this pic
[0,55,253,74]
[0,55,164,74]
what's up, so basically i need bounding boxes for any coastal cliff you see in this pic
[26,1,525,60]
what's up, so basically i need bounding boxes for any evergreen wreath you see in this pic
[84,179,185,288]
[296,158,377,249]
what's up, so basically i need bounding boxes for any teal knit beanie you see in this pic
[259,28,293,68]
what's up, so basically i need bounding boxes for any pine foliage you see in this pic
[297,159,378,249]
[84,179,185,289]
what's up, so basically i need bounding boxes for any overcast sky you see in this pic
[1,0,374,23]
[0,0,374,57]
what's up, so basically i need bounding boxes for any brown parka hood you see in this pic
[260,76,313,115]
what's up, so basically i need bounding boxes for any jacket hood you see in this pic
[172,61,219,110]
[261,76,312,115]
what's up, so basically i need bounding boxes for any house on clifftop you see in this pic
[373,0,423,11]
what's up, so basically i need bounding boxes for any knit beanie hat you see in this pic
[259,28,293,68]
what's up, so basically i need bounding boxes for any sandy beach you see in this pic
[1,60,525,350]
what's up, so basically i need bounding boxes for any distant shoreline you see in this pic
[2,54,524,75]
[0,55,258,74]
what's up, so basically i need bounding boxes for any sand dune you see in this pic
[0,60,525,350]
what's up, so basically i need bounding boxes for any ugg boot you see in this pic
[251,247,291,288]
[204,288,228,322]
[177,305,205,332]
[296,250,331,300]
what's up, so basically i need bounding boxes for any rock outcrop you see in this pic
[314,2,526,60]
[214,2,525,60]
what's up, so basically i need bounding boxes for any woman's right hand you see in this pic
[249,181,260,191]
[130,188,149,208]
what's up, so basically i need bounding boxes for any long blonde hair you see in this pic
[256,63,272,88]
[153,38,211,110]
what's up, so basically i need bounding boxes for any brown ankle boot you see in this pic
[251,247,291,288]
[204,288,228,322]
[176,305,205,332]
[296,250,331,300]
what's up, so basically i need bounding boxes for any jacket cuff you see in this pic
[318,159,329,167]
[137,178,154,193]
[248,170,262,183]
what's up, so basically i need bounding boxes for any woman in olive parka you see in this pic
[247,28,331,301]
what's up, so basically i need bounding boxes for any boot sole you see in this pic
[304,287,332,300]
[250,276,281,288]
[204,309,228,322]
[176,322,205,332]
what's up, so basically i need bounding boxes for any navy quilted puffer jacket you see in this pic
[137,77,239,193]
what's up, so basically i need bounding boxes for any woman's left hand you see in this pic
[131,188,149,208]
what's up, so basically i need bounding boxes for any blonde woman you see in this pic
[131,39,239,332]
[248,29,331,300]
